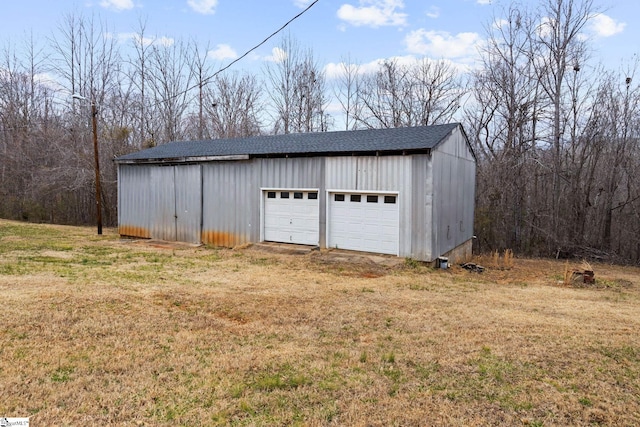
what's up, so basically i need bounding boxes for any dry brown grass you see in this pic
[1,219,640,426]
[487,249,515,270]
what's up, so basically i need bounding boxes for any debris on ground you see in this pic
[461,262,485,273]
[568,269,595,285]
[564,260,596,286]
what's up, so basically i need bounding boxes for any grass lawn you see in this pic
[0,219,639,426]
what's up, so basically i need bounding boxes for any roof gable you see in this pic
[115,123,463,164]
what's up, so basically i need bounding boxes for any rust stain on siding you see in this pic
[202,230,247,247]
[119,225,151,239]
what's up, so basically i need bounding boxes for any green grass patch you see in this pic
[250,364,312,391]
[51,366,74,383]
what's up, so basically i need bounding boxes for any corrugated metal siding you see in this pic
[437,125,476,161]
[149,166,176,241]
[463,156,476,244]
[325,157,356,189]
[202,160,258,247]
[174,165,202,243]
[410,154,433,261]
[260,157,324,189]
[119,164,202,243]
[118,164,151,238]
[201,157,325,248]
[326,156,409,192]
[431,128,476,259]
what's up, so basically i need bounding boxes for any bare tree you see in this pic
[188,39,216,140]
[467,0,640,263]
[356,58,409,129]
[265,35,297,134]
[534,0,596,242]
[333,55,363,130]
[589,68,640,252]
[291,50,329,132]
[355,58,463,129]
[410,59,463,126]
[128,17,153,148]
[204,72,263,139]
[49,12,121,225]
[466,5,542,251]
[146,37,194,144]
[265,35,328,134]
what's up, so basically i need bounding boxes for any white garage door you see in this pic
[263,190,319,246]
[328,192,399,255]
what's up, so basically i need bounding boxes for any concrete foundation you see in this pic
[439,239,473,265]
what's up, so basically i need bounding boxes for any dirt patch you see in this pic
[249,241,318,255]
[304,248,406,279]
[123,238,202,250]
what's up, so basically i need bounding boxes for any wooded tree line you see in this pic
[467,0,640,263]
[1,0,639,263]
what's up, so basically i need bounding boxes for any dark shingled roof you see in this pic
[115,123,461,163]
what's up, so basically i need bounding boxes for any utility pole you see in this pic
[73,93,103,235]
[91,101,103,235]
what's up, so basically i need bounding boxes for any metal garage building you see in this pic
[114,123,475,262]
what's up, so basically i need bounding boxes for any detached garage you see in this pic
[115,123,475,263]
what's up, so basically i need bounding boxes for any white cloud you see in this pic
[100,0,134,11]
[476,0,491,4]
[114,32,174,47]
[133,34,155,46]
[264,47,288,63]
[324,61,364,79]
[155,36,175,47]
[208,44,238,60]
[426,6,440,19]
[537,14,624,41]
[293,0,314,8]
[323,63,342,79]
[337,0,407,28]
[325,55,469,80]
[405,29,482,61]
[590,13,625,37]
[187,0,218,15]
[34,72,65,92]
[537,16,553,38]
[324,100,346,116]
[493,18,508,30]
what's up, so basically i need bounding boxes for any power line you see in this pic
[210,0,320,80]
[154,0,320,107]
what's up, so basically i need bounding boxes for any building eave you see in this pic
[114,154,250,165]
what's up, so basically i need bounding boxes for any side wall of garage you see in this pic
[410,154,434,261]
[431,126,476,259]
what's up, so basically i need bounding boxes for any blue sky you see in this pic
[1,0,637,81]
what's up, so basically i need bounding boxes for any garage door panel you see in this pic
[364,210,379,220]
[362,224,380,234]
[264,190,319,246]
[328,192,399,255]
[382,211,397,221]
